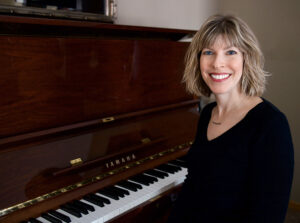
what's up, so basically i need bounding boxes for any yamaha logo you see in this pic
[105,154,136,168]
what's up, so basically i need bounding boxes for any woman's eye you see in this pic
[202,51,213,55]
[227,50,237,55]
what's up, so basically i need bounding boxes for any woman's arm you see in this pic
[247,112,294,223]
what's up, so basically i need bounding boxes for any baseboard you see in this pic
[289,200,300,211]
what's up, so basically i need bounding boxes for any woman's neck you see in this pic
[214,92,248,116]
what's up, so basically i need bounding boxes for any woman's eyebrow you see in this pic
[224,45,237,50]
[203,45,237,50]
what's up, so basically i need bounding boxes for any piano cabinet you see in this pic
[0,15,197,223]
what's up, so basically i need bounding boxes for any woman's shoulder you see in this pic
[251,98,291,134]
[248,98,293,155]
[259,98,288,124]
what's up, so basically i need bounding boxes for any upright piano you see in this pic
[0,15,199,223]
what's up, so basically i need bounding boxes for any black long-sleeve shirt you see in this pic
[168,98,294,223]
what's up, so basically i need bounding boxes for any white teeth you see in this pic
[211,74,230,80]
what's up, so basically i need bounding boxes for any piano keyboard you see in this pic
[25,160,187,223]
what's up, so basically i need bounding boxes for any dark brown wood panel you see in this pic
[0,36,189,137]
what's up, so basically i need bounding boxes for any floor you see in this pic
[285,208,300,223]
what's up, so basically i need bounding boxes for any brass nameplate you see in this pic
[70,158,83,166]
[141,137,151,144]
[102,117,115,123]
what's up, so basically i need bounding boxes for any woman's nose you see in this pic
[212,55,225,68]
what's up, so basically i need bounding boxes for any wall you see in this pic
[218,0,300,203]
[114,0,218,30]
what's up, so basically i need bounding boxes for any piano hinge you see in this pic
[141,137,151,144]
[102,117,115,123]
[70,158,83,166]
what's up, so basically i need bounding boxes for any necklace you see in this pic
[212,121,221,125]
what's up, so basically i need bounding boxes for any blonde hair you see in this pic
[183,14,268,97]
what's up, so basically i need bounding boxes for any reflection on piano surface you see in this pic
[0,15,197,223]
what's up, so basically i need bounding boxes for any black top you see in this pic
[168,98,294,223]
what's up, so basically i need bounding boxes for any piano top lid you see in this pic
[0,14,196,39]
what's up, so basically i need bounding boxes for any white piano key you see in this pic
[35,217,49,223]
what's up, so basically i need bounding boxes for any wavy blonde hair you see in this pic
[183,14,268,97]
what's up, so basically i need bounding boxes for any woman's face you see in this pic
[199,35,244,97]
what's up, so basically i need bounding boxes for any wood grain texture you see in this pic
[0,36,189,137]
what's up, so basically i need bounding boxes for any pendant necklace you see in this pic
[212,107,222,125]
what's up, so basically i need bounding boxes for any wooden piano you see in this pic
[0,15,199,223]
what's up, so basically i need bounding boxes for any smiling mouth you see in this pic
[210,73,231,81]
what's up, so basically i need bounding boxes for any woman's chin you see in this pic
[209,87,230,95]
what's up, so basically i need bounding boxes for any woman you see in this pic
[168,14,294,223]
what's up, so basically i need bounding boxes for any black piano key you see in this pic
[155,166,174,174]
[89,193,111,205]
[41,213,62,223]
[135,174,156,184]
[169,164,182,171]
[73,200,95,212]
[83,195,105,207]
[119,180,143,190]
[109,186,129,197]
[28,219,43,223]
[168,160,187,168]
[137,174,154,183]
[60,205,82,218]
[137,174,154,184]
[142,173,158,182]
[126,180,143,189]
[156,164,178,174]
[98,188,119,200]
[164,163,181,172]
[88,193,111,205]
[112,185,130,195]
[104,187,124,198]
[48,210,71,223]
[129,175,150,186]
[96,195,110,205]
[117,181,138,192]
[67,202,88,215]
[145,169,168,179]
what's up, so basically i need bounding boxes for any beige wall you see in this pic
[218,0,300,202]
[115,0,218,30]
